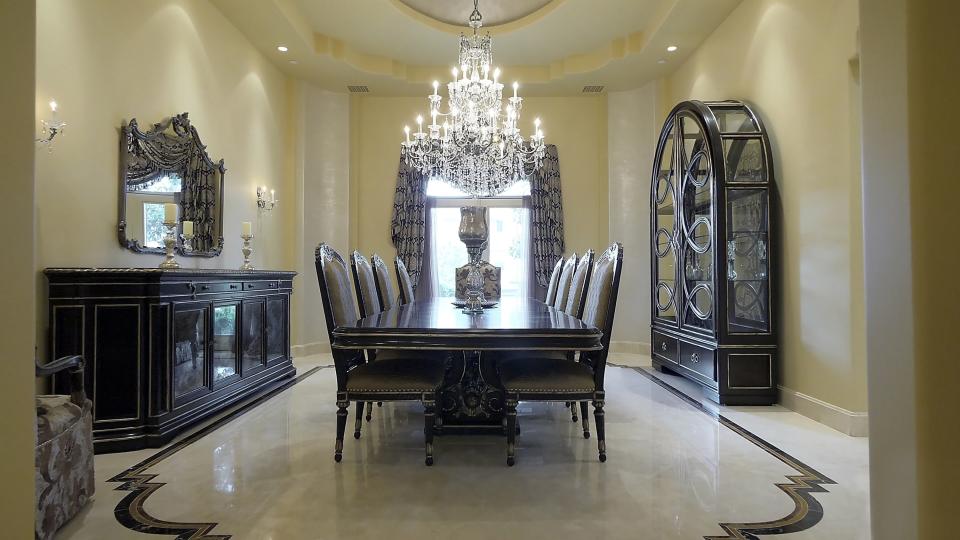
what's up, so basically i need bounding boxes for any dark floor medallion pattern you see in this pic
[107,364,837,540]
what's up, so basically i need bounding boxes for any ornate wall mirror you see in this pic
[118,113,225,256]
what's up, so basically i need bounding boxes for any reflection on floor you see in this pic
[58,354,869,540]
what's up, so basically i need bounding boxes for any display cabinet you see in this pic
[649,100,777,405]
[45,268,296,452]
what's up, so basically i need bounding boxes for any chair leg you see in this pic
[571,399,579,422]
[505,397,518,466]
[579,401,590,439]
[593,399,606,462]
[353,401,365,439]
[335,400,349,462]
[377,402,383,407]
[365,401,373,421]
[423,394,436,466]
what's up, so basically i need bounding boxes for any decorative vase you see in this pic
[458,206,489,312]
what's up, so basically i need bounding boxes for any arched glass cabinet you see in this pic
[650,100,777,405]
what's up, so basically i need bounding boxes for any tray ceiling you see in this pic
[212,0,742,96]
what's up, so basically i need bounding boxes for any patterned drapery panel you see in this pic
[530,144,565,287]
[390,160,429,290]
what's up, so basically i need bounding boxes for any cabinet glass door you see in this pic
[726,188,770,333]
[241,300,265,373]
[212,304,239,384]
[653,122,678,324]
[265,297,287,363]
[678,113,715,333]
[173,305,208,401]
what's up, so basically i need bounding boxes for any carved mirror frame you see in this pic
[118,113,226,257]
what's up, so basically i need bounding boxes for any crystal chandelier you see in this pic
[401,0,546,197]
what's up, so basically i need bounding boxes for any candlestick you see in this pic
[241,221,252,237]
[180,221,195,255]
[182,220,193,236]
[433,80,439,96]
[404,126,410,143]
[513,81,518,98]
[159,219,180,269]
[164,203,177,224]
[239,232,254,271]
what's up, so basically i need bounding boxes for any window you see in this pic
[143,202,168,249]
[426,178,531,298]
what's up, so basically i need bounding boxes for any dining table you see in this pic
[331,296,602,432]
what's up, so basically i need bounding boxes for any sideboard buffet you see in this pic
[45,268,296,453]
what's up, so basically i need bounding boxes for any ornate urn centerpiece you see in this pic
[458,206,489,313]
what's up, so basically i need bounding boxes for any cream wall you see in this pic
[349,95,609,263]
[662,0,867,414]
[293,83,351,351]
[35,0,295,348]
[0,0,37,535]
[607,84,659,348]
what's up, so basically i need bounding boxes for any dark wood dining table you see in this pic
[331,297,602,431]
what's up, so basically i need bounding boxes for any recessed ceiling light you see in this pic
[277,45,288,52]
[666,45,678,52]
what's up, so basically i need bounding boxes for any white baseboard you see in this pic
[778,385,869,437]
[291,341,330,358]
[610,341,651,355]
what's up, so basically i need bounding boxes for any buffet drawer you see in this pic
[652,331,678,364]
[243,280,281,292]
[679,341,716,383]
[162,281,241,297]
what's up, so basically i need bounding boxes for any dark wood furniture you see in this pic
[45,268,296,453]
[316,244,444,465]
[650,100,778,405]
[499,242,623,465]
[331,289,602,432]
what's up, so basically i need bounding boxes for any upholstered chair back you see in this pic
[551,253,578,310]
[564,250,595,318]
[371,254,399,310]
[580,243,624,387]
[395,257,416,305]
[314,244,359,341]
[351,251,382,318]
[543,258,564,305]
[455,262,502,300]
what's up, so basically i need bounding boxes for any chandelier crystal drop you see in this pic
[401,0,546,197]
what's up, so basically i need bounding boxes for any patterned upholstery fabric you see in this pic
[395,257,416,305]
[372,254,399,310]
[564,251,594,317]
[582,248,617,332]
[345,357,446,393]
[531,145,565,287]
[320,248,359,328]
[35,395,94,540]
[551,254,578,310]
[351,251,382,317]
[455,262,502,300]
[543,258,564,305]
[499,357,596,393]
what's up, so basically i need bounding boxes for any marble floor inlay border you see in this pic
[623,365,837,540]
[109,366,324,540]
[105,363,839,540]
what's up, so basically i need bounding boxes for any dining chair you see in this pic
[498,242,623,466]
[372,254,400,310]
[316,244,444,465]
[543,257,564,305]
[350,251,383,423]
[551,253,578,311]
[395,257,416,305]
[561,250,595,427]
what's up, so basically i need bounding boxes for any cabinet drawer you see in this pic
[652,332,678,364]
[163,281,242,297]
[679,341,716,383]
[242,280,281,292]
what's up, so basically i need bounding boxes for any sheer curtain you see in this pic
[416,197,438,300]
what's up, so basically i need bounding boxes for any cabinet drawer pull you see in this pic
[690,352,700,363]
[200,285,209,291]
[229,284,238,290]
[660,342,668,352]
[246,283,254,289]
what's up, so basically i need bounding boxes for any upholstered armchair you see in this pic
[35,355,95,540]
[454,261,502,300]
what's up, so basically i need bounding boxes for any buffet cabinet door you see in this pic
[265,295,288,364]
[172,302,211,408]
[241,299,266,375]
[211,302,241,389]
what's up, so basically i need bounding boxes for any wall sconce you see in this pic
[36,99,66,151]
[256,186,278,211]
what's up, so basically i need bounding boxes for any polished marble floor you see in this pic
[59,354,869,539]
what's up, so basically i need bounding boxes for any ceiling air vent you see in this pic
[347,85,370,93]
[582,85,605,93]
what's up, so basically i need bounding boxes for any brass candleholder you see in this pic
[159,220,180,269]
[239,233,255,271]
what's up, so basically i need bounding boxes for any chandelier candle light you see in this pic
[400,0,546,198]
